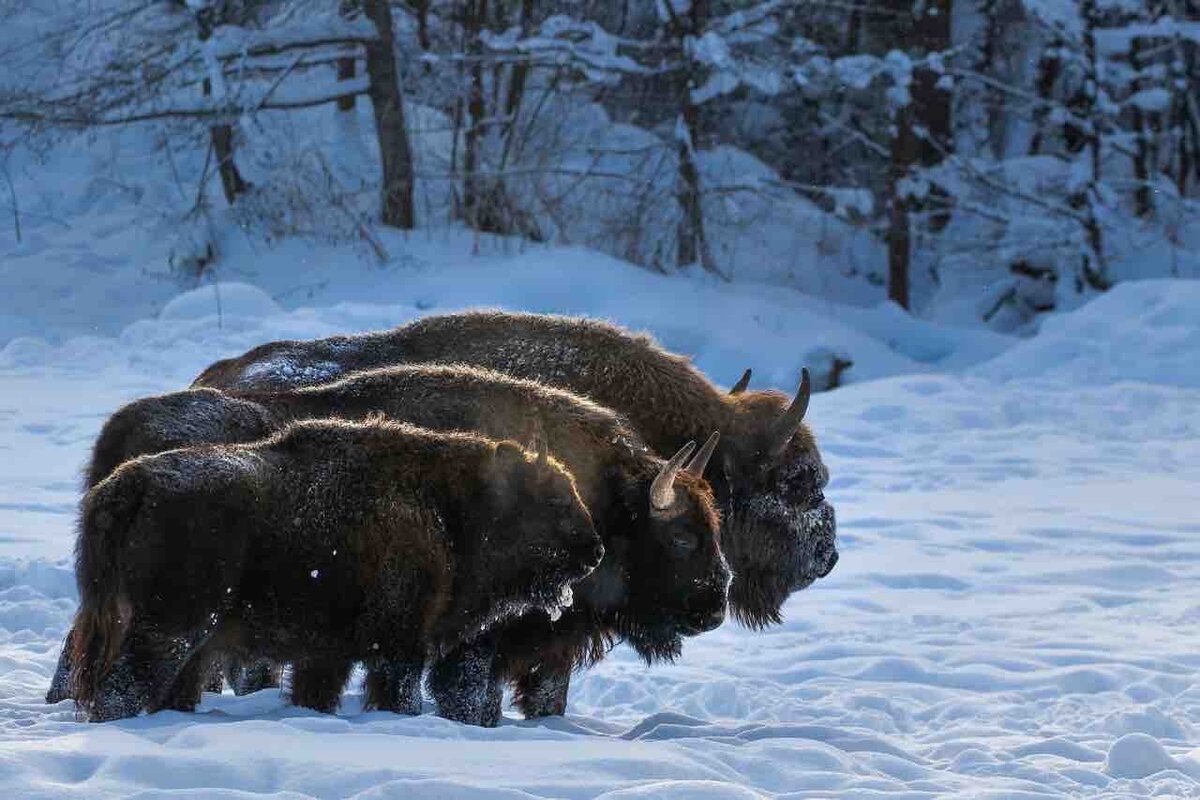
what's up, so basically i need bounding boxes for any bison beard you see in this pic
[69,419,603,723]
[192,311,838,628]
[56,366,728,722]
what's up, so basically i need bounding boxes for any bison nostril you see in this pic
[691,607,725,633]
[818,549,839,578]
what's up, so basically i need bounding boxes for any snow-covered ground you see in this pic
[1,248,1199,796]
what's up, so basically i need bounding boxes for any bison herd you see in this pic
[48,310,838,726]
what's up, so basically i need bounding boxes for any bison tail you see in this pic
[70,468,142,712]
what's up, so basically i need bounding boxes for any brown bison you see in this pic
[54,365,728,722]
[193,311,837,627]
[70,418,603,722]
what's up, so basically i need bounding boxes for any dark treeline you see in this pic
[2,0,1198,325]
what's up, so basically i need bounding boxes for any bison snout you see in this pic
[817,548,838,578]
[813,522,838,579]
[583,539,606,569]
[684,606,726,635]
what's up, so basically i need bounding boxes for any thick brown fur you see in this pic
[56,365,728,721]
[70,419,602,722]
[193,311,837,628]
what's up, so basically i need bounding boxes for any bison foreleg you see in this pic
[82,645,150,722]
[80,626,183,723]
[362,659,423,714]
[144,626,220,714]
[289,656,353,713]
[45,630,75,704]
[204,661,225,694]
[513,663,570,718]
[428,631,503,727]
[154,649,214,712]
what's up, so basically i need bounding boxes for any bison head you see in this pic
[87,388,275,489]
[481,441,605,615]
[618,433,731,662]
[720,369,838,628]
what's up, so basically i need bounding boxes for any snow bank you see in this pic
[3,358,1199,798]
[974,279,1200,387]
[1105,733,1199,780]
[159,282,284,322]
[1,242,1014,392]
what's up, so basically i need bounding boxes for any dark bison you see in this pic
[194,311,837,627]
[71,418,603,722]
[53,365,728,722]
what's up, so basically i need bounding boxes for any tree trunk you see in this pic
[209,115,249,203]
[362,0,415,229]
[461,0,487,229]
[1030,40,1062,155]
[676,109,714,273]
[502,0,534,143]
[910,0,953,166]
[337,0,361,112]
[414,0,431,53]
[668,0,719,277]
[887,102,916,310]
[1131,33,1159,217]
[1073,0,1109,290]
[910,0,952,231]
[195,6,248,205]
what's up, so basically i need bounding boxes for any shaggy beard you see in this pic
[722,498,837,630]
[612,611,685,665]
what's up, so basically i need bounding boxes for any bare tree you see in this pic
[194,1,250,204]
[337,0,363,112]
[362,0,415,228]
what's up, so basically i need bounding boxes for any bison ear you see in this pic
[486,441,530,502]
[729,368,752,395]
[527,416,549,468]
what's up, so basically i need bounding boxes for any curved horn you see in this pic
[650,440,697,512]
[684,431,720,477]
[534,435,549,467]
[770,368,811,454]
[729,368,752,395]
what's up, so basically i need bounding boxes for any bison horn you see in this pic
[729,369,752,395]
[684,431,720,477]
[769,368,811,456]
[529,416,549,467]
[650,440,697,513]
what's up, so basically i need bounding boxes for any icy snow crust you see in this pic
[1,277,1198,797]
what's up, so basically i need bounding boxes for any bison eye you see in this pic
[670,534,698,553]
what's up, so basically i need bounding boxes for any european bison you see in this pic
[54,365,728,722]
[194,311,837,627]
[70,419,602,722]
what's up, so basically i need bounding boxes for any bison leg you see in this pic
[144,627,221,714]
[362,659,423,714]
[513,663,571,719]
[79,633,183,724]
[45,630,75,704]
[204,662,225,694]
[79,622,216,722]
[224,655,282,695]
[82,645,150,722]
[289,656,353,713]
[154,651,212,713]
[427,631,503,727]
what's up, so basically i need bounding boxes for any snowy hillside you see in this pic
[1,259,1198,797]
[3,0,1199,792]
